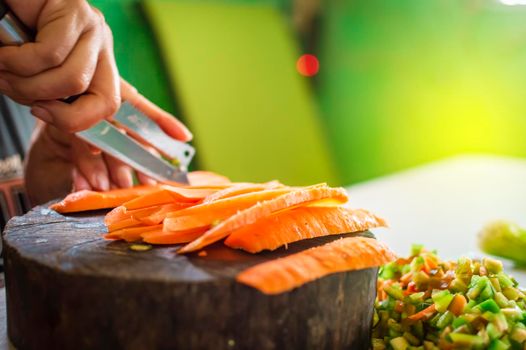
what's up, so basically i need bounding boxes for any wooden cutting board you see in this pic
[3,205,377,350]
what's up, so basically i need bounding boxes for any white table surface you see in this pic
[1,154,525,348]
[346,154,526,285]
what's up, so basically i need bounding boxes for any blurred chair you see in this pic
[143,0,340,185]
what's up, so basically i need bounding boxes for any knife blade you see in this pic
[0,1,194,184]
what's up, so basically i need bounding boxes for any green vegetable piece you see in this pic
[129,244,152,252]
[409,292,426,304]
[479,221,526,266]
[479,283,496,302]
[487,322,503,340]
[388,318,403,333]
[372,338,386,350]
[436,310,454,329]
[390,336,409,350]
[503,287,520,301]
[403,331,420,346]
[490,277,502,293]
[411,244,424,256]
[495,292,510,308]
[449,333,484,346]
[488,339,510,350]
[467,276,489,300]
[501,308,524,321]
[449,278,468,293]
[456,257,473,281]
[432,290,454,313]
[452,316,468,329]
[510,324,526,343]
[492,312,509,333]
[484,257,504,274]
[497,273,514,289]
[373,309,380,327]
[385,284,405,300]
[478,299,501,313]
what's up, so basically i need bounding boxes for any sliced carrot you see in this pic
[142,227,208,245]
[50,186,158,213]
[104,224,163,242]
[408,304,436,321]
[178,185,348,254]
[107,217,143,232]
[187,171,231,186]
[163,188,294,233]
[224,207,386,253]
[123,186,217,210]
[236,236,396,294]
[202,181,283,204]
[104,206,130,226]
[138,203,193,225]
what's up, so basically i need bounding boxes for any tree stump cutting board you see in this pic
[2,205,378,350]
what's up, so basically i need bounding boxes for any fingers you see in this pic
[121,79,193,142]
[136,172,157,186]
[71,138,110,191]
[0,29,101,101]
[30,47,120,132]
[72,168,91,191]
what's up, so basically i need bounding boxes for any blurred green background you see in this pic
[92,0,526,185]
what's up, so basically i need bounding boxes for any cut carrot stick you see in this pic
[202,181,283,204]
[178,185,349,254]
[104,206,130,226]
[142,227,208,245]
[224,207,386,253]
[104,224,163,242]
[448,294,467,316]
[236,236,396,294]
[163,188,294,233]
[123,186,217,210]
[50,186,158,213]
[138,203,193,225]
[107,217,143,232]
[408,304,436,321]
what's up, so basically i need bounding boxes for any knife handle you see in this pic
[0,1,81,104]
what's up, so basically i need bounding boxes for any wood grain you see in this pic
[3,205,377,350]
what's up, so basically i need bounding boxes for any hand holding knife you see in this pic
[0,0,194,184]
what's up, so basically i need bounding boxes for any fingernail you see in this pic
[181,126,193,141]
[95,173,110,191]
[117,167,133,188]
[31,105,53,124]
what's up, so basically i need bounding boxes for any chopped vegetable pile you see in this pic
[373,245,526,350]
[51,171,394,294]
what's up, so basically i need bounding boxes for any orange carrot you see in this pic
[142,227,208,245]
[138,203,193,225]
[104,224,163,242]
[50,186,158,213]
[179,185,349,254]
[236,236,396,294]
[123,186,217,210]
[202,181,283,203]
[163,188,293,233]
[104,206,130,226]
[224,207,386,253]
[448,294,467,316]
[408,304,436,321]
[107,217,143,232]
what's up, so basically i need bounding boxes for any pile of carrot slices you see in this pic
[51,171,396,294]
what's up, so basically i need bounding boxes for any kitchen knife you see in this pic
[0,1,194,183]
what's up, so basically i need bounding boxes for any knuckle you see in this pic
[57,119,83,134]
[66,75,90,95]
[41,48,67,68]
[103,95,120,117]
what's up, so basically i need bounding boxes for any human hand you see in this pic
[24,80,193,205]
[0,0,120,132]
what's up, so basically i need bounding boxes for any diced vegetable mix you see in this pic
[372,245,526,350]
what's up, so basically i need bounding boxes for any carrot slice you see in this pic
[225,207,387,253]
[50,186,158,213]
[142,227,208,245]
[178,185,348,254]
[107,217,143,232]
[122,186,215,210]
[137,203,193,225]
[104,206,130,226]
[187,171,231,186]
[202,181,283,204]
[163,188,294,233]
[408,304,436,321]
[104,224,163,242]
[236,236,396,294]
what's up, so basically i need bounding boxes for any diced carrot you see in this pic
[50,186,158,213]
[448,294,467,316]
[224,207,386,253]
[202,181,283,204]
[163,188,293,233]
[142,227,208,245]
[408,304,436,321]
[236,236,396,294]
[179,185,349,254]
[104,224,163,242]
